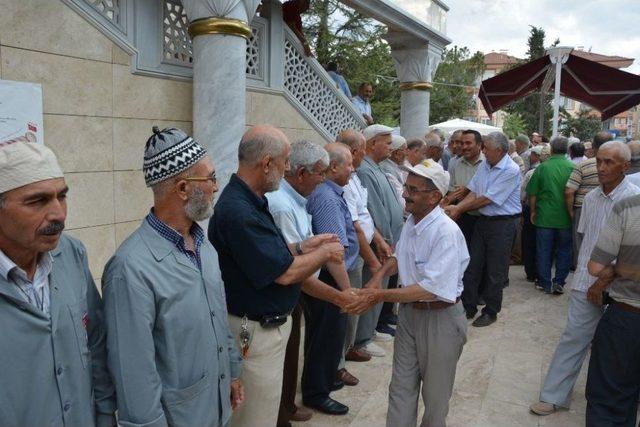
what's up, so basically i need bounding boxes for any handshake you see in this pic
[336,280,385,315]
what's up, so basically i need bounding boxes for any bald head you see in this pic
[239,125,289,166]
[325,142,352,165]
[628,140,640,161]
[336,129,366,150]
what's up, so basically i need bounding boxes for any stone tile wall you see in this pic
[0,0,327,283]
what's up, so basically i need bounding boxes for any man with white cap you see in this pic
[361,160,469,427]
[380,134,408,208]
[353,124,404,356]
[102,127,244,427]
[0,141,116,426]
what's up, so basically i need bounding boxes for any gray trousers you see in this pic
[354,269,390,348]
[539,290,603,407]
[339,257,364,370]
[386,303,467,427]
[571,207,582,269]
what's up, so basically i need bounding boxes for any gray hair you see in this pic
[599,141,631,162]
[238,131,287,165]
[568,136,580,146]
[286,140,329,176]
[550,136,569,155]
[407,138,425,150]
[628,140,640,161]
[515,134,530,147]
[484,132,509,153]
[424,132,443,149]
[326,142,351,165]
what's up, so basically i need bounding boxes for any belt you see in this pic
[480,214,520,220]
[612,300,640,314]
[412,298,460,310]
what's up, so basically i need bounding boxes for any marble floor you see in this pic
[294,266,589,427]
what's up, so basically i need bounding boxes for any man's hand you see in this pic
[323,242,345,264]
[368,259,382,275]
[230,379,244,410]
[363,114,374,125]
[530,211,536,225]
[444,205,461,221]
[358,288,383,307]
[450,186,467,203]
[340,289,372,315]
[302,234,339,253]
[586,266,616,306]
[373,238,392,263]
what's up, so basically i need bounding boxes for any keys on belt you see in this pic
[240,315,250,359]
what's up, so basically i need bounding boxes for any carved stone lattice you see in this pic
[284,39,363,137]
[245,26,261,78]
[89,0,121,26]
[163,0,193,65]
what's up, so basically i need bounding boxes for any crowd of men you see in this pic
[1,122,639,427]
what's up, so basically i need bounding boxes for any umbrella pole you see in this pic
[547,47,574,138]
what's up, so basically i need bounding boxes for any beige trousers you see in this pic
[228,314,292,427]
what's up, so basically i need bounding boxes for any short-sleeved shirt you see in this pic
[571,179,640,292]
[282,0,303,32]
[395,206,470,302]
[343,172,375,243]
[590,194,640,307]
[526,154,575,228]
[307,180,359,271]
[352,95,372,117]
[566,157,598,208]
[450,154,484,215]
[208,174,296,319]
[266,179,313,244]
[467,153,522,216]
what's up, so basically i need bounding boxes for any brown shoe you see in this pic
[345,347,371,362]
[337,368,359,386]
[290,405,313,422]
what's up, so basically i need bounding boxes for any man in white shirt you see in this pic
[352,83,374,125]
[530,141,639,416]
[361,162,469,427]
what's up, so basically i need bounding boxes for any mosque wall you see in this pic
[0,0,326,283]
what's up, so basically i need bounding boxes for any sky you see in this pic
[394,0,640,74]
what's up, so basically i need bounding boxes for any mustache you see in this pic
[39,221,65,235]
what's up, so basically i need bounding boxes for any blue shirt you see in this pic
[208,174,297,319]
[146,209,204,271]
[328,71,352,99]
[307,179,359,271]
[352,95,372,117]
[467,154,522,216]
[266,180,313,244]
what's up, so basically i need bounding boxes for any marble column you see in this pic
[182,0,261,190]
[384,32,444,139]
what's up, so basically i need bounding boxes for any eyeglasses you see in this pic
[183,172,217,184]
[403,184,437,195]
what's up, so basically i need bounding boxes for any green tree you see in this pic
[560,108,602,141]
[429,46,485,124]
[503,26,559,136]
[502,113,527,138]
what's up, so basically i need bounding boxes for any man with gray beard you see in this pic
[103,127,244,427]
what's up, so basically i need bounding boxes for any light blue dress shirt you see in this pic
[352,95,372,117]
[266,179,313,244]
[467,154,523,216]
[327,71,352,99]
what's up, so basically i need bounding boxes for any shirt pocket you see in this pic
[161,374,211,426]
[68,303,90,369]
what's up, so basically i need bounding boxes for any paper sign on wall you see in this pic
[0,80,44,144]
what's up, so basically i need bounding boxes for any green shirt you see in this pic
[527,155,575,228]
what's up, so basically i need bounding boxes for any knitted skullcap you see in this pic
[143,127,207,187]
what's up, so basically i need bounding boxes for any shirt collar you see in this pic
[0,249,52,282]
[230,173,269,212]
[460,153,485,166]
[146,209,204,253]
[280,179,308,208]
[408,206,443,236]
[323,178,344,196]
[596,177,632,199]
[489,153,510,170]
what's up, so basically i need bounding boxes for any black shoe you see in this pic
[304,397,349,415]
[376,324,396,336]
[552,283,564,295]
[472,313,497,327]
[465,310,476,320]
[331,379,344,391]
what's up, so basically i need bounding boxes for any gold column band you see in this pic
[188,17,252,40]
[399,82,433,91]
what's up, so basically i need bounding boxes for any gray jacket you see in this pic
[357,156,404,245]
[0,235,116,427]
[102,220,242,427]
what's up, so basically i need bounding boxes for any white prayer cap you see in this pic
[390,134,407,150]
[0,141,64,193]
[363,124,394,141]
[403,158,450,197]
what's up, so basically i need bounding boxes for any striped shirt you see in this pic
[566,157,598,208]
[307,179,359,271]
[146,210,204,271]
[571,178,640,292]
[591,193,640,307]
[0,249,52,313]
